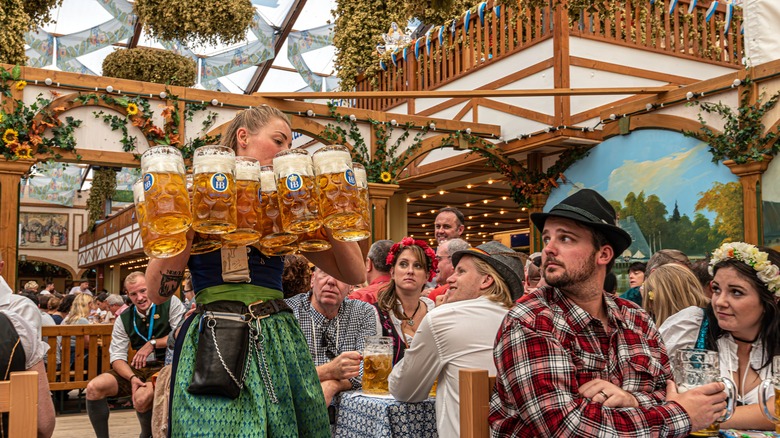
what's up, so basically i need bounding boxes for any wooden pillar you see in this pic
[552,1,571,127]
[724,156,772,245]
[529,193,549,253]
[0,160,35,289]
[367,183,399,241]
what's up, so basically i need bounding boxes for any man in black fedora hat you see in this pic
[489,189,729,437]
[388,241,522,437]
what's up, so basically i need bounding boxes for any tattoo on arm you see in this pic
[159,270,184,297]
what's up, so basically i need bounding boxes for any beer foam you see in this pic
[235,161,262,181]
[273,152,312,177]
[260,170,276,192]
[142,153,184,174]
[132,180,145,203]
[194,154,235,175]
[312,149,350,175]
[353,165,367,186]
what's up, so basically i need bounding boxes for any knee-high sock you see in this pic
[137,409,154,438]
[86,398,110,438]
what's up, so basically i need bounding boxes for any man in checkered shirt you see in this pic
[286,266,380,406]
[489,189,729,437]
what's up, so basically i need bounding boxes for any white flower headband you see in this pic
[709,242,780,295]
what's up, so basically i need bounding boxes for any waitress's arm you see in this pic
[305,229,366,285]
[145,233,193,305]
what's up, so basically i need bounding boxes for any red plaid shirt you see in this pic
[489,286,691,437]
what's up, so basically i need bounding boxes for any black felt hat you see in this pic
[530,189,632,256]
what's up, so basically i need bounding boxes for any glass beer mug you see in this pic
[758,356,780,433]
[361,336,393,395]
[222,156,261,247]
[191,145,237,234]
[186,174,222,255]
[140,145,192,235]
[675,349,737,437]
[257,166,299,255]
[312,145,363,230]
[133,179,186,258]
[332,162,371,242]
[273,149,321,234]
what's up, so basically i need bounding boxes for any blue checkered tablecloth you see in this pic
[333,391,438,437]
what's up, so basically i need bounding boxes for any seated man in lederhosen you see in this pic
[85,271,185,438]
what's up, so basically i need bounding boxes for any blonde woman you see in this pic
[63,293,93,368]
[642,263,708,327]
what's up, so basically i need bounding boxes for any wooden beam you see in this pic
[245,0,308,94]
[259,85,678,100]
[127,17,144,49]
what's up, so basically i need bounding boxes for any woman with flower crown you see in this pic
[375,237,438,364]
[660,242,780,430]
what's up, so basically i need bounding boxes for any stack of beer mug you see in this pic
[133,144,371,259]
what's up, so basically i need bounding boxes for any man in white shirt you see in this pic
[388,241,524,437]
[0,252,42,338]
[85,272,185,438]
[69,280,93,296]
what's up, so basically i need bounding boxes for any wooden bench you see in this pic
[42,324,116,393]
[459,369,496,438]
[0,371,38,437]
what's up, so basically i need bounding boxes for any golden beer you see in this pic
[297,226,331,253]
[140,146,192,235]
[258,167,298,249]
[192,146,237,234]
[332,162,371,242]
[362,353,393,395]
[312,146,362,231]
[133,179,186,258]
[689,423,720,437]
[273,149,321,234]
[191,233,222,255]
[223,157,262,247]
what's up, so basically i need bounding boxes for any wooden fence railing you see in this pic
[353,0,743,111]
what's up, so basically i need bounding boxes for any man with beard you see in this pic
[489,189,729,437]
[86,272,185,438]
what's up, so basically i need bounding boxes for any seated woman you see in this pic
[643,263,709,327]
[660,242,780,430]
[62,293,93,368]
[375,237,437,364]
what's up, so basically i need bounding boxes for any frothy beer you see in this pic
[273,149,321,234]
[192,146,237,234]
[312,146,362,231]
[133,179,186,258]
[258,166,298,249]
[332,162,371,242]
[223,157,262,246]
[140,146,192,235]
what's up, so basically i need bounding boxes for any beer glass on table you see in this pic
[133,179,186,258]
[361,336,393,395]
[332,162,371,242]
[140,145,192,234]
[674,348,736,436]
[186,174,222,255]
[758,356,780,433]
[257,166,298,255]
[222,156,262,247]
[191,145,237,235]
[273,149,321,234]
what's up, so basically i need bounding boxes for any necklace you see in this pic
[403,300,422,326]
[732,333,759,344]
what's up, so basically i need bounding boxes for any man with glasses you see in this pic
[427,238,470,303]
[286,267,381,407]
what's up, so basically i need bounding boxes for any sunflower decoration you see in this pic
[15,81,27,91]
[380,171,392,183]
[2,129,18,144]
[126,103,139,116]
[14,144,33,160]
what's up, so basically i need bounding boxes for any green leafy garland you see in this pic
[102,47,197,87]
[135,0,255,46]
[685,77,780,164]
[0,66,83,161]
[86,167,117,229]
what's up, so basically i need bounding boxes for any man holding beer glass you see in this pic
[144,106,366,437]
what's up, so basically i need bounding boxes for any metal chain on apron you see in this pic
[250,319,278,404]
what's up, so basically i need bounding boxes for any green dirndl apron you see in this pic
[169,285,330,437]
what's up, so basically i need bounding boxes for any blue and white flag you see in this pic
[380,59,388,71]
[287,24,332,91]
[687,0,697,14]
[705,1,719,21]
[439,25,446,45]
[415,39,421,58]
[479,2,487,25]
[464,10,471,33]
[450,19,457,38]
[669,0,679,14]
[425,30,432,55]
[403,46,408,62]
[391,50,398,66]
[724,1,734,33]
[494,5,501,19]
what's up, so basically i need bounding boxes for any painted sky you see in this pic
[546,129,739,221]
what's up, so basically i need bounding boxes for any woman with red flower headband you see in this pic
[375,237,438,364]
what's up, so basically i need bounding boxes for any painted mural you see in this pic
[545,129,742,259]
[19,212,69,250]
[762,157,780,249]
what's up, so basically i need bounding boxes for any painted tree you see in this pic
[695,181,743,244]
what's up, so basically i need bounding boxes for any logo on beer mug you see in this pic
[286,174,303,191]
[211,173,229,192]
[143,173,154,192]
[345,169,357,186]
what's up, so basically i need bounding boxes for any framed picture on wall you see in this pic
[19,212,69,250]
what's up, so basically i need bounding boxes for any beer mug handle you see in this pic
[759,379,780,423]
[716,376,737,423]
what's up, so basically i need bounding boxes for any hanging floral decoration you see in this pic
[0,66,83,161]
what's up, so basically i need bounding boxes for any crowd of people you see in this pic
[2,106,779,438]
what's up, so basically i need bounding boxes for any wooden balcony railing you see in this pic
[353,0,743,111]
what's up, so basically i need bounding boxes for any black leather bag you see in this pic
[187,307,250,399]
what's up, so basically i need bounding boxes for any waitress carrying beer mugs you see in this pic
[143,106,366,437]
[660,242,780,432]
